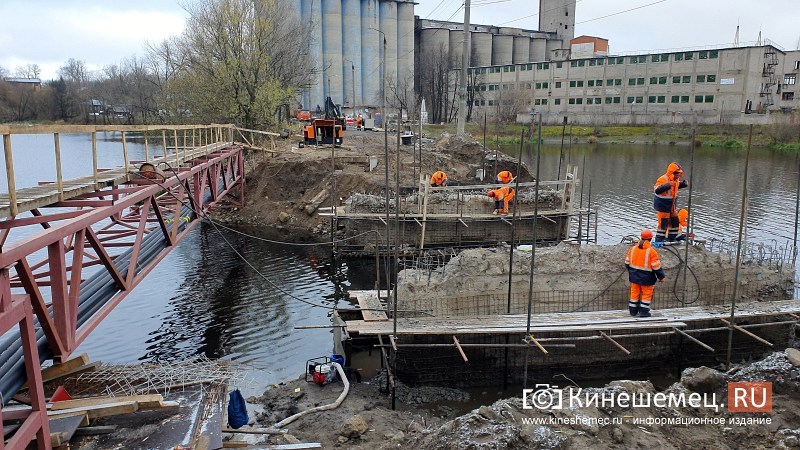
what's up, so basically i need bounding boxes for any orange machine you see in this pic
[302,119,343,147]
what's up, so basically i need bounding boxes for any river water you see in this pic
[2,133,799,395]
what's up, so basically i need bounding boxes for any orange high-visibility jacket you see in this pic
[489,185,515,200]
[625,240,665,285]
[496,170,513,184]
[653,162,687,213]
[430,171,447,187]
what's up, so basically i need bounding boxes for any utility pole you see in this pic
[456,0,471,135]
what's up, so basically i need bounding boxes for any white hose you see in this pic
[274,362,350,428]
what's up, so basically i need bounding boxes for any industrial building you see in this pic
[468,41,800,125]
[291,0,415,112]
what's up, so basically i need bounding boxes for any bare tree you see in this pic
[14,64,41,79]
[465,68,485,122]
[416,42,455,124]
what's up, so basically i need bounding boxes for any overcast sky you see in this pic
[2,0,798,81]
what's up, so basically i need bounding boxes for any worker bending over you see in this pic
[496,170,513,185]
[675,208,694,241]
[430,170,448,187]
[653,162,688,242]
[488,186,515,215]
[625,229,665,317]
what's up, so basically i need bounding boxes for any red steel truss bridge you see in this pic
[0,124,269,449]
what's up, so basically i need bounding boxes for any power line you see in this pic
[576,0,667,25]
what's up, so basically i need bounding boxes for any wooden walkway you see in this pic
[0,142,229,219]
[343,299,800,336]
[348,290,388,321]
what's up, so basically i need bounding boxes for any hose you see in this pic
[273,362,349,428]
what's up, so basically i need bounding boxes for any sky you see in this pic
[1,0,798,81]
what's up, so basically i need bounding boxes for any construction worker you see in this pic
[496,170,514,185]
[625,229,665,317]
[675,208,694,241]
[356,114,363,130]
[653,162,688,242]
[430,170,448,187]
[488,185,515,215]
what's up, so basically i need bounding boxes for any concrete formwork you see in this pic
[360,0,380,107]
[322,0,344,103]
[343,0,363,107]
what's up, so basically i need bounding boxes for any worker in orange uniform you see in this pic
[675,208,694,241]
[356,114,363,130]
[496,170,513,185]
[625,229,665,317]
[653,162,688,242]
[430,170,448,187]
[488,186,515,215]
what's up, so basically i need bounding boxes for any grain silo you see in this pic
[322,0,344,104]
[491,34,513,65]
[360,0,380,107]
[530,37,547,62]
[471,32,493,67]
[449,30,465,68]
[513,36,531,64]
[343,0,362,107]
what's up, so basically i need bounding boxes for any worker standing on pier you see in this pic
[625,229,665,317]
[430,170,448,187]
[653,162,688,242]
[356,114,363,130]
[488,186,515,215]
[496,170,513,185]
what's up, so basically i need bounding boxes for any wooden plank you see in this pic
[525,334,549,355]
[347,320,688,335]
[50,394,164,411]
[222,428,287,435]
[351,291,388,321]
[453,336,468,363]
[42,353,89,377]
[49,401,138,419]
[41,361,99,384]
[223,441,248,448]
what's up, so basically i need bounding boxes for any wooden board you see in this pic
[348,290,388,321]
[50,394,164,411]
[343,299,800,336]
[49,401,138,419]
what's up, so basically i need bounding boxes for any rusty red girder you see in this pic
[1,145,245,450]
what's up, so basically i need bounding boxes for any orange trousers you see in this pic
[629,283,654,315]
[656,211,679,242]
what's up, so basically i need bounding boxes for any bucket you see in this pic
[330,354,345,367]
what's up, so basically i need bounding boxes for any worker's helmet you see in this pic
[678,208,688,223]
[640,229,654,240]
[488,191,495,198]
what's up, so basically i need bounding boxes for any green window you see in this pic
[595,97,602,104]
[597,59,604,66]
[586,98,593,104]
[674,53,684,61]
[589,59,596,66]
[637,78,645,85]
[671,95,680,103]
[710,50,719,59]
[588,80,595,87]
[607,78,614,85]
[613,97,621,104]
[605,97,613,104]
[535,82,542,89]
[554,98,561,105]
[520,65,527,71]
[578,60,586,67]
[489,85,496,91]
[543,63,550,69]
[650,77,658,85]
[577,80,584,87]
[673,76,681,83]
[615,79,622,86]
[648,95,656,103]
[570,61,577,67]
[630,56,639,64]
[534,99,541,105]
[576,98,583,104]
[503,66,509,72]
[542,99,548,105]
[657,96,665,103]
[556,62,563,68]
[570,80,577,87]
[681,96,689,103]
[596,80,603,86]
[695,95,703,103]
[659,76,667,85]
[636,96,643,103]
[697,75,706,83]
[542,82,549,88]
[682,75,691,83]
[699,51,708,59]
[569,98,575,104]
[652,55,660,63]
[628,78,636,86]
[707,74,716,83]
[627,96,635,103]
[555,81,562,88]
[608,58,616,65]
[685,52,694,60]
[705,95,714,103]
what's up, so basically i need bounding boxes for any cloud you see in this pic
[0,1,186,79]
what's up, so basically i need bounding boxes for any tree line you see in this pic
[0,0,317,129]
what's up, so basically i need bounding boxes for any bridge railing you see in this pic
[0,124,242,217]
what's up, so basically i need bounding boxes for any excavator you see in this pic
[300,97,345,147]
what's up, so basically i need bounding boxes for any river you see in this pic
[2,133,798,395]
